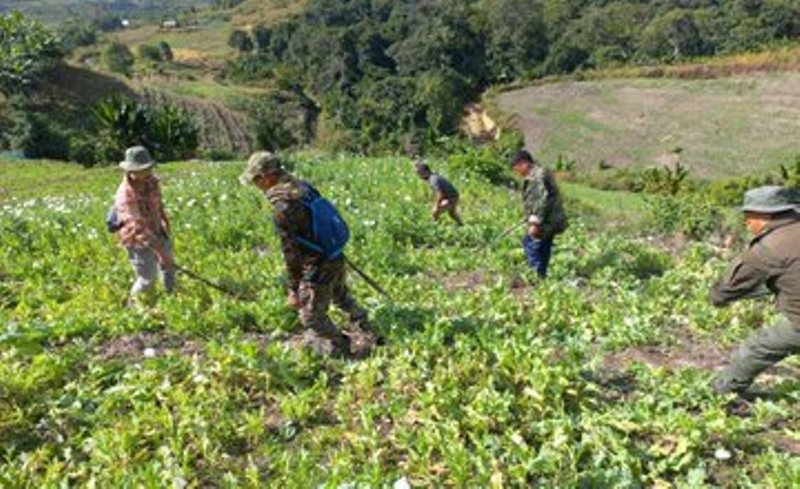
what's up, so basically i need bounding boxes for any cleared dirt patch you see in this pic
[439,271,536,297]
[604,330,729,372]
[605,329,800,381]
[442,271,488,292]
[98,332,204,361]
[767,434,800,455]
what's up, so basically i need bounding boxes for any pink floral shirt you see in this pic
[114,174,169,250]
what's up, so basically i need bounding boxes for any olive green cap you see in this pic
[119,146,155,172]
[239,151,282,185]
[741,186,800,214]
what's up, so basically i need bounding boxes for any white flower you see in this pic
[714,448,732,461]
[143,348,156,358]
[192,374,209,384]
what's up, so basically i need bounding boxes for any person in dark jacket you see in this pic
[414,160,463,226]
[709,185,800,394]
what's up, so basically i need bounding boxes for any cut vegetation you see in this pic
[498,72,800,179]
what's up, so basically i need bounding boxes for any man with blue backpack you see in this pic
[240,151,376,358]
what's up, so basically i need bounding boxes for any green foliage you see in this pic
[704,157,800,207]
[158,41,174,62]
[104,42,134,77]
[443,132,523,186]
[639,163,693,195]
[553,154,577,173]
[0,156,796,486]
[68,135,99,167]
[228,29,254,53]
[640,9,705,62]
[706,175,777,207]
[251,90,318,151]
[646,193,721,240]
[217,0,800,152]
[778,155,800,188]
[92,95,199,163]
[138,44,163,62]
[9,112,70,160]
[58,21,97,52]
[0,12,62,95]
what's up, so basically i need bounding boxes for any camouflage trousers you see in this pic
[713,317,800,394]
[298,258,374,356]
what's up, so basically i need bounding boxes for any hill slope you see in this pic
[498,72,800,179]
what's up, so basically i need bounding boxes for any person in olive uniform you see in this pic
[240,151,376,357]
[709,185,800,394]
[510,150,567,278]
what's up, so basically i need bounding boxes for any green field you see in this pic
[1,156,797,486]
[0,0,212,24]
[497,73,800,180]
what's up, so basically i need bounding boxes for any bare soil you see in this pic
[98,332,204,361]
[496,73,800,179]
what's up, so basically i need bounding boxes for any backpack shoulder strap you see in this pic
[297,180,321,203]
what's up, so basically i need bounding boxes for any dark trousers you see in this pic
[522,235,553,278]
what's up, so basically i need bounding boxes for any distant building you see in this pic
[161,19,179,29]
[121,19,131,28]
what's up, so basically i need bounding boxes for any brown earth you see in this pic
[496,72,800,179]
[98,331,204,361]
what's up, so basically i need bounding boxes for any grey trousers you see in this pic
[713,317,800,393]
[126,239,176,297]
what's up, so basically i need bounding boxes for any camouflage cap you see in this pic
[119,146,155,172]
[741,186,800,214]
[239,151,282,185]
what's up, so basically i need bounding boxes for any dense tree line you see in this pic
[225,0,800,152]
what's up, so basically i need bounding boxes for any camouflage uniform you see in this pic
[242,153,374,356]
[520,165,567,278]
[709,186,800,394]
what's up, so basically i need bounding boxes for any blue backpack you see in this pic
[292,181,350,260]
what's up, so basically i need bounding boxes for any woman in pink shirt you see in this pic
[113,146,176,305]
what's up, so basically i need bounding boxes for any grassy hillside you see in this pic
[0,0,212,23]
[1,156,797,486]
[99,0,303,68]
[230,0,306,28]
[496,71,800,180]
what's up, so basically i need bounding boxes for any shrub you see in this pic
[0,13,62,95]
[92,95,199,163]
[138,44,163,62]
[10,113,70,160]
[59,22,97,52]
[778,156,800,188]
[68,135,98,167]
[105,42,134,77]
[639,163,693,195]
[158,42,174,62]
[201,147,239,161]
[229,30,254,53]
[646,193,720,240]
[251,90,318,151]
